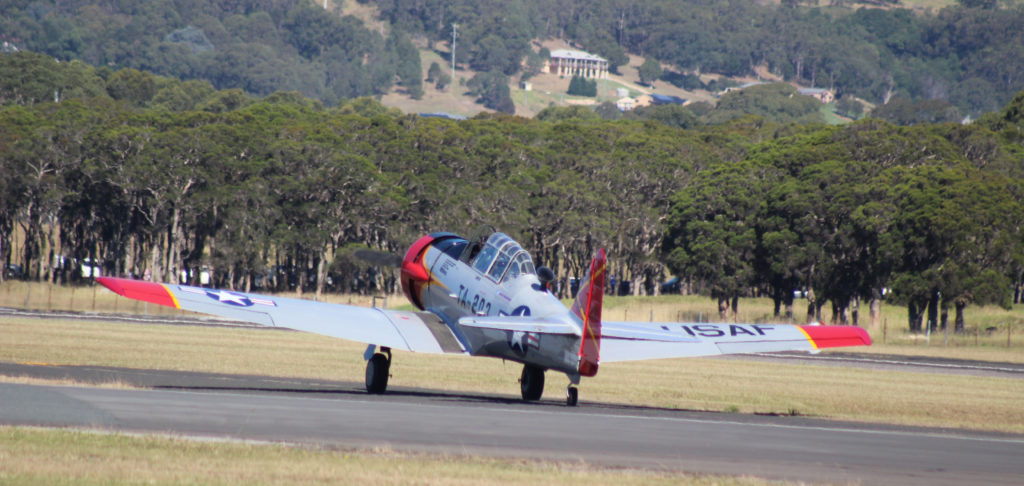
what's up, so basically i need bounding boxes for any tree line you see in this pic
[2,56,1024,331]
[0,61,724,302]
[664,111,1024,331]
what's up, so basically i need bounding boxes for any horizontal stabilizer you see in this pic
[458,316,579,335]
[602,322,699,343]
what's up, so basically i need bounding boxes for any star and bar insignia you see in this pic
[179,286,276,307]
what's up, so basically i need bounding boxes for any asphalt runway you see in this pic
[2,362,1023,485]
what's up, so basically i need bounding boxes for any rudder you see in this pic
[570,249,605,377]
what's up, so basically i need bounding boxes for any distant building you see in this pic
[616,97,636,111]
[650,94,687,105]
[798,87,835,103]
[546,49,608,79]
[721,81,766,95]
[615,87,630,98]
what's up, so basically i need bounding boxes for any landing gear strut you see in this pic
[365,347,391,394]
[520,365,545,401]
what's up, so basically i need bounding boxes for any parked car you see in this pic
[4,263,23,279]
[80,258,101,278]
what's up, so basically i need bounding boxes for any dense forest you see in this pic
[2,52,1023,333]
[0,0,424,105]
[1,0,1023,116]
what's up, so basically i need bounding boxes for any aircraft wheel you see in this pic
[520,365,545,401]
[566,386,578,407]
[365,353,390,394]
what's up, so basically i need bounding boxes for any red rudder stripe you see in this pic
[571,249,606,377]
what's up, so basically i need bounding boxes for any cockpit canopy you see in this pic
[470,233,536,283]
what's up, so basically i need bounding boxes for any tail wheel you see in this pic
[520,365,545,401]
[566,386,578,407]
[365,353,390,394]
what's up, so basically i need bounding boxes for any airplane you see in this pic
[96,229,871,406]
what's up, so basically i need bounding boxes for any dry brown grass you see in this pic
[0,375,137,389]
[0,426,809,486]
[0,280,391,315]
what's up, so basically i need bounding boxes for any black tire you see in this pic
[365,353,390,394]
[566,386,578,407]
[520,365,544,401]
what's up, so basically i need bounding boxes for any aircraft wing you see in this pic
[96,277,465,355]
[600,321,871,362]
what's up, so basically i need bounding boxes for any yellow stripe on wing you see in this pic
[161,284,182,309]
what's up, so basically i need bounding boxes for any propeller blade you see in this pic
[353,249,403,267]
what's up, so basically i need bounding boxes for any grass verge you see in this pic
[0,427,798,486]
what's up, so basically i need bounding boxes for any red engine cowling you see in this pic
[401,234,436,310]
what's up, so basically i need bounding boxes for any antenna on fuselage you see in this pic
[536,266,555,293]
[459,224,496,263]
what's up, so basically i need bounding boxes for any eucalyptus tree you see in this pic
[78,107,157,280]
[663,159,768,320]
[889,164,1020,332]
[9,100,107,281]
[0,107,33,281]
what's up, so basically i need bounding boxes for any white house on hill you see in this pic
[546,49,609,79]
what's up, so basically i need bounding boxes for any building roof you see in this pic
[650,94,687,105]
[549,49,607,63]
[419,112,468,120]
[798,88,831,95]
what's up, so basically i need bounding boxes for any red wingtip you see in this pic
[97,277,179,309]
[799,325,872,348]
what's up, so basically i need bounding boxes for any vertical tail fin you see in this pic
[570,249,605,377]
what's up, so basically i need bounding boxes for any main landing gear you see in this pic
[520,364,545,401]
[365,346,391,394]
[520,365,580,407]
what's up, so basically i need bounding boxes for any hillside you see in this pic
[378,38,716,118]
[2,0,1023,119]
